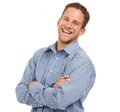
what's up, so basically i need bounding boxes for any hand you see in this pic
[28,80,38,89]
[53,75,70,88]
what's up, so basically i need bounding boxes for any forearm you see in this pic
[28,81,84,110]
[29,82,64,109]
[28,63,96,110]
[28,76,71,109]
[15,82,43,107]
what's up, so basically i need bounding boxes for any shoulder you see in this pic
[70,47,91,66]
[34,47,47,56]
[32,47,47,60]
[66,47,95,72]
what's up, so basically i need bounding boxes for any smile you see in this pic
[62,29,72,34]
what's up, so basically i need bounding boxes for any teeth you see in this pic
[63,29,71,34]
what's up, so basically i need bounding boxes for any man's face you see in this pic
[57,7,85,45]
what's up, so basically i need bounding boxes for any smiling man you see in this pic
[15,2,96,112]
[57,7,85,50]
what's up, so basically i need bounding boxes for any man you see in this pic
[15,2,96,112]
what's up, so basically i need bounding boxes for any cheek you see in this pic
[75,27,82,34]
[58,19,67,27]
[74,30,81,37]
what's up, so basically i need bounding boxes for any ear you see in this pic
[79,28,86,36]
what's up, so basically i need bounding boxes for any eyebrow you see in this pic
[64,16,81,23]
[62,16,68,19]
[63,16,79,21]
[73,20,81,24]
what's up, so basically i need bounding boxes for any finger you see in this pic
[60,75,70,79]
[57,79,70,87]
[59,78,70,84]
[53,78,70,88]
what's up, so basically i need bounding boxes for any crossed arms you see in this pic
[29,75,70,89]
[15,49,96,110]
[16,63,95,110]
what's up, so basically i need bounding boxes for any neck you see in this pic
[56,40,77,51]
[56,42,67,51]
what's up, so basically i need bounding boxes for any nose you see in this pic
[66,21,72,28]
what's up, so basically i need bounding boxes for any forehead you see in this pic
[63,7,84,23]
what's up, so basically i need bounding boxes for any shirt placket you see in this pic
[49,54,59,74]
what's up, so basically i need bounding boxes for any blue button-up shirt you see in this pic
[15,42,96,112]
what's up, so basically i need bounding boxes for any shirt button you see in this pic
[50,70,53,73]
[55,57,58,60]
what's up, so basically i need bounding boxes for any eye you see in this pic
[63,17,69,21]
[74,22,79,26]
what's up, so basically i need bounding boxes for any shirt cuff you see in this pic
[29,82,45,100]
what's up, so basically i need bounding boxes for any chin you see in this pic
[61,39,73,45]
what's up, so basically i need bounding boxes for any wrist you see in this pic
[29,81,37,89]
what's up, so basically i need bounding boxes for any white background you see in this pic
[0,0,120,112]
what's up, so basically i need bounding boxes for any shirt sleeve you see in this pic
[15,49,44,107]
[28,61,96,110]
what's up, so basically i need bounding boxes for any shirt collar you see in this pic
[45,42,57,54]
[45,42,80,55]
[64,42,80,55]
